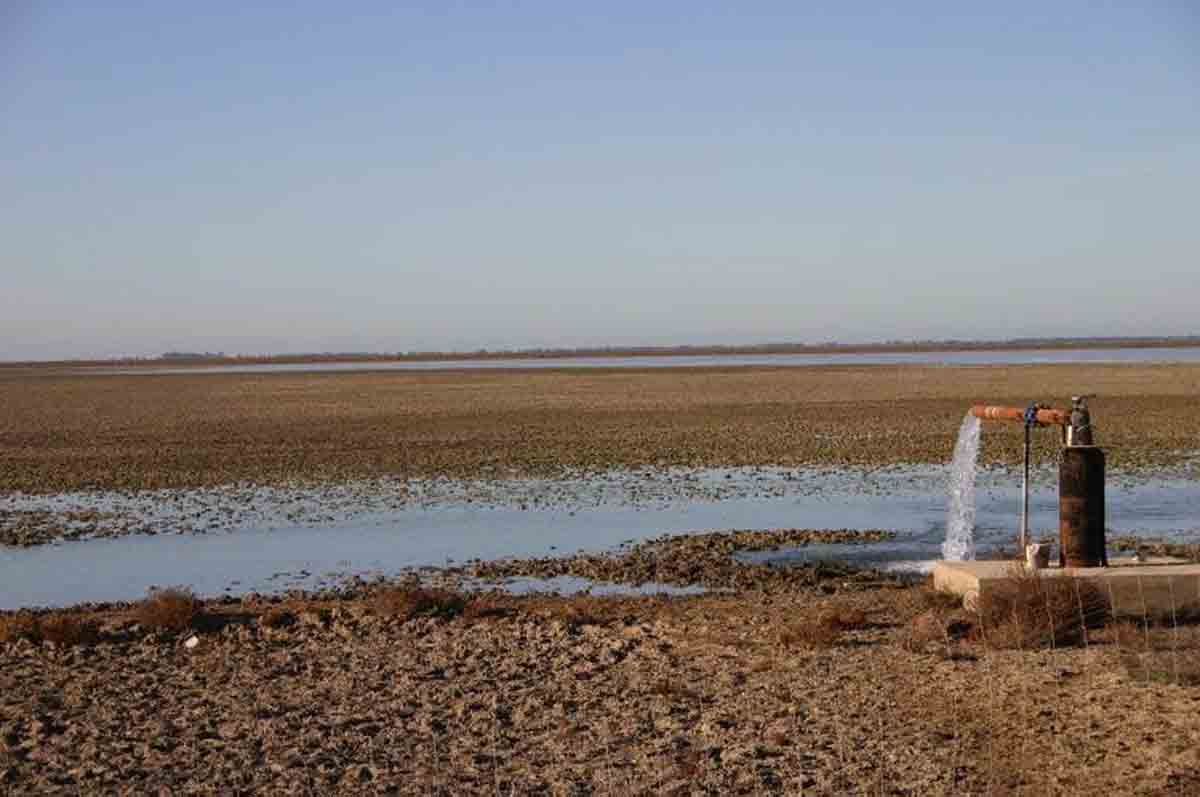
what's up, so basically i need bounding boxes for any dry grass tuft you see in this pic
[973,569,1108,649]
[533,595,636,629]
[1103,621,1200,686]
[0,611,99,646]
[136,587,200,632]
[1106,620,1145,649]
[37,613,100,646]
[831,607,869,629]
[900,609,973,656]
[0,612,43,643]
[780,607,867,648]
[374,587,467,621]
[544,604,603,630]
[916,579,966,613]
[259,607,297,629]
[461,596,514,622]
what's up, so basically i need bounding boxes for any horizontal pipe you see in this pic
[971,404,1068,426]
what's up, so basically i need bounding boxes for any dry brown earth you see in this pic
[2,363,1197,493]
[2,578,1199,795]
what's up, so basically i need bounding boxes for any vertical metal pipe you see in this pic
[1060,446,1107,567]
[1020,423,1031,554]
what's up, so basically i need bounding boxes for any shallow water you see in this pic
[95,346,1200,375]
[3,465,1198,609]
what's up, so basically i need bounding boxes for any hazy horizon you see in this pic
[4,2,1199,361]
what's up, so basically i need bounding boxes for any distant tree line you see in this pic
[6,336,1198,368]
[160,352,226,360]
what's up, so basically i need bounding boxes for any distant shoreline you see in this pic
[4,336,1200,369]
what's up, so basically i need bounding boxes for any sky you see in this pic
[2,1,1198,360]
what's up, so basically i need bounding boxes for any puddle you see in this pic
[2,465,1199,609]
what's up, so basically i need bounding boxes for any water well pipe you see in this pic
[967,400,1106,568]
[971,404,1063,552]
[970,405,1068,426]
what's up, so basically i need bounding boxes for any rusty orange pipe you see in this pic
[971,404,1068,426]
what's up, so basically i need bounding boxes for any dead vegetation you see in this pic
[0,611,98,646]
[135,587,200,632]
[258,606,297,629]
[3,579,1200,793]
[373,586,468,621]
[972,568,1110,649]
[2,363,1197,493]
[779,606,871,648]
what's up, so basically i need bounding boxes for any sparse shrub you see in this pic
[0,612,99,646]
[259,607,296,629]
[534,596,620,629]
[0,613,42,643]
[916,580,966,613]
[973,569,1108,649]
[1172,601,1200,624]
[901,610,947,652]
[776,606,870,648]
[374,587,466,621]
[550,605,601,630]
[1108,621,1200,686]
[900,609,973,654]
[832,607,869,629]
[1107,620,1145,649]
[462,596,512,622]
[38,613,99,646]
[136,587,200,632]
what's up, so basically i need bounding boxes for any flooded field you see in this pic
[3,360,1199,607]
[4,464,1198,608]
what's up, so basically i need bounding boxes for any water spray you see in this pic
[970,396,1106,567]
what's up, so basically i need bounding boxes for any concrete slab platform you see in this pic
[932,556,1200,616]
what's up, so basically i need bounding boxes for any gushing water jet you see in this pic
[942,413,981,561]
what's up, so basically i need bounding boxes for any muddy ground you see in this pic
[2,363,1198,494]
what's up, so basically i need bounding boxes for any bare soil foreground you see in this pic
[2,363,1198,493]
[3,570,1200,795]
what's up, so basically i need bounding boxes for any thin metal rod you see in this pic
[1020,423,1031,554]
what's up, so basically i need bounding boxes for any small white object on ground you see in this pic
[184,635,200,649]
[1025,543,1051,571]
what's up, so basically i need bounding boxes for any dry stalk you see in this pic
[1168,576,1180,685]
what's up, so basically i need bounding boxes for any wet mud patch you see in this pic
[440,528,896,592]
[0,510,122,547]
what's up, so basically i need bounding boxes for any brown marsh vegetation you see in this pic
[134,587,201,632]
[1,362,1198,493]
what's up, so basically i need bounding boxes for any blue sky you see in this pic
[3,2,1198,359]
